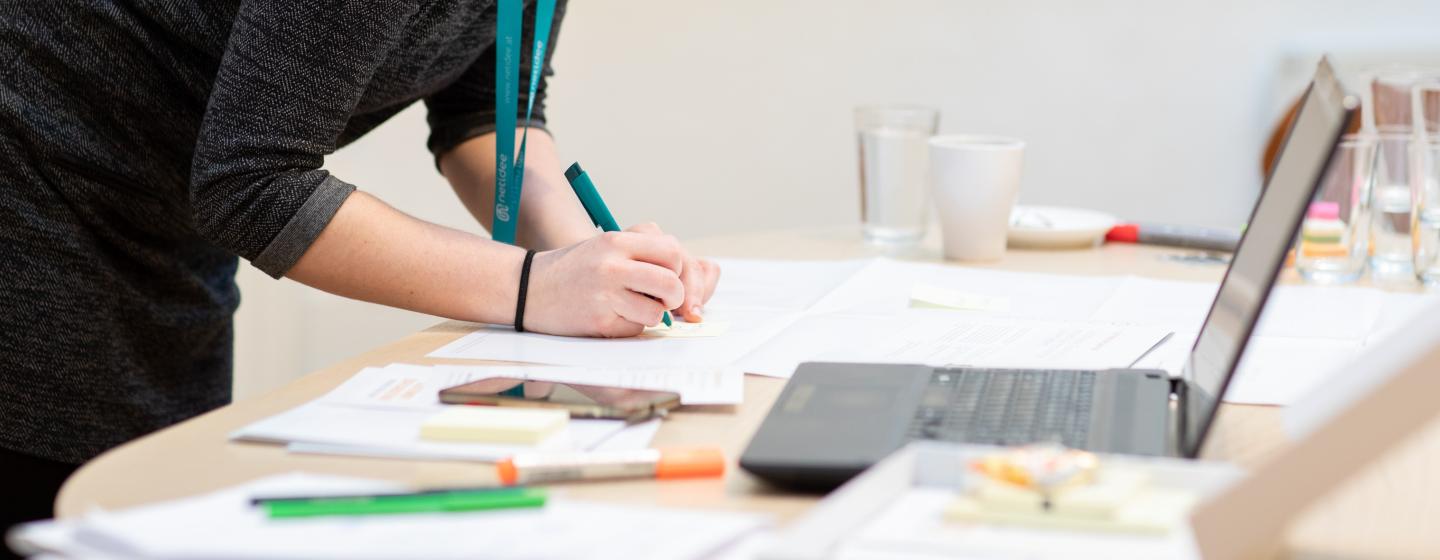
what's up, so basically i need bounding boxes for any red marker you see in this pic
[1106,223,1240,253]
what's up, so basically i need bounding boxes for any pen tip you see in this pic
[662,311,673,327]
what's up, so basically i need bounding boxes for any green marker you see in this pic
[565,162,673,328]
[256,487,547,519]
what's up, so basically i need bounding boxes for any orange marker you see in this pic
[497,448,725,485]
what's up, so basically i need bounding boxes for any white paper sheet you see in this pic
[826,312,1172,370]
[589,418,665,452]
[1225,336,1366,406]
[1254,285,1385,340]
[288,419,665,462]
[428,307,802,368]
[732,313,908,377]
[811,259,1124,321]
[232,401,628,462]
[1091,277,1218,334]
[910,283,1012,312]
[10,474,770,560]
[1285,296,1440,439]
[1088,277,1423,406]
[314,365,458,410]
[1092,278,1391,340]
[702,258,870,311]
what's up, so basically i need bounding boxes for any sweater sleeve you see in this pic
[424,0,568,158]
[189,0,421,278]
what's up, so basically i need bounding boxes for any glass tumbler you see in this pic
[855,105,939,246]
[1411,81,1440,285]
[1370,132,1418,276]
[1296,135,1373,284]
[1413,138,1440,285]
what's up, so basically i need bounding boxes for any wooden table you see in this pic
[58,227,1440,559]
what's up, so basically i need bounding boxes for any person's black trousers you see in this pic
[1,448,77,560]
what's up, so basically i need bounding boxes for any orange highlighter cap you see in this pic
[496,457,519,486]
[655,448,726,479]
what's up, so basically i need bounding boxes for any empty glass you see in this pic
[855,106,939,246]
[1296,135,1372,284]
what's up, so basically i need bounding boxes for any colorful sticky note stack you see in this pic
[1300,201,1348,258]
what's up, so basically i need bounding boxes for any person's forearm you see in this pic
[438,129,596,250]
[285,191,526,325]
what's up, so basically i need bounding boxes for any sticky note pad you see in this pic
[641,321,730,338]
[944,467,1195,535]
[910,284,1011,312]
[420,406,569,444]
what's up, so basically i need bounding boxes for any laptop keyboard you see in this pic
[906,368,1096,448]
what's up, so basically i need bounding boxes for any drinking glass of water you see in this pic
[855,105,939,246]
[1370,132,1417,277]
[1296,135,1372,283]
[1413,138,1440,285]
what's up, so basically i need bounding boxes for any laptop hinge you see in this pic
[1170,378,1191,457]
[1169,377,1186,396]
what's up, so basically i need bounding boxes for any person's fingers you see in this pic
[611,290,667,328]
[608,231,684,275]
[678,259,706,323]
[701,259,721,304]
[617,261,685,310]
[624,222,663,235]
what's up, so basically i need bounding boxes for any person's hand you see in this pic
[625,223,720,323]
[524,224,687,337]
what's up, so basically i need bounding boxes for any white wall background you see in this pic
[234,0,1440,398]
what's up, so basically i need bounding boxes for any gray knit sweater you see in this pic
[0,0,564,463]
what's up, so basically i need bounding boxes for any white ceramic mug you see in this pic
[928,135,1025,261]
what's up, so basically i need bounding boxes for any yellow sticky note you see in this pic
[641,321,731,338]
[944,467,1194,535]
[910,284,1011,312]
[419,406,568,444]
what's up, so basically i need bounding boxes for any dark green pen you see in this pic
[565,162,673,327]
[254,487,547,519]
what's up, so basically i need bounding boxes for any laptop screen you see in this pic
[1179,59,1356,458]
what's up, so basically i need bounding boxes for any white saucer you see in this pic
[1008,205,1118,249]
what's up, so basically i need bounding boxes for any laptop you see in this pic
[740,58,1358,490]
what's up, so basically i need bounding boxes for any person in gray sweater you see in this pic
[0,0,720,541]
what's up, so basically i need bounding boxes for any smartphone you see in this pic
[438,377,681,423]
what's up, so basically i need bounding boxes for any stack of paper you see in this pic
[230,363,749,462]
[9,474,770,560]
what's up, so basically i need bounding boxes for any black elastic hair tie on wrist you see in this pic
[514,250,536,332]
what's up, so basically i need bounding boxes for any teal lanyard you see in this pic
[493,0,557,245]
